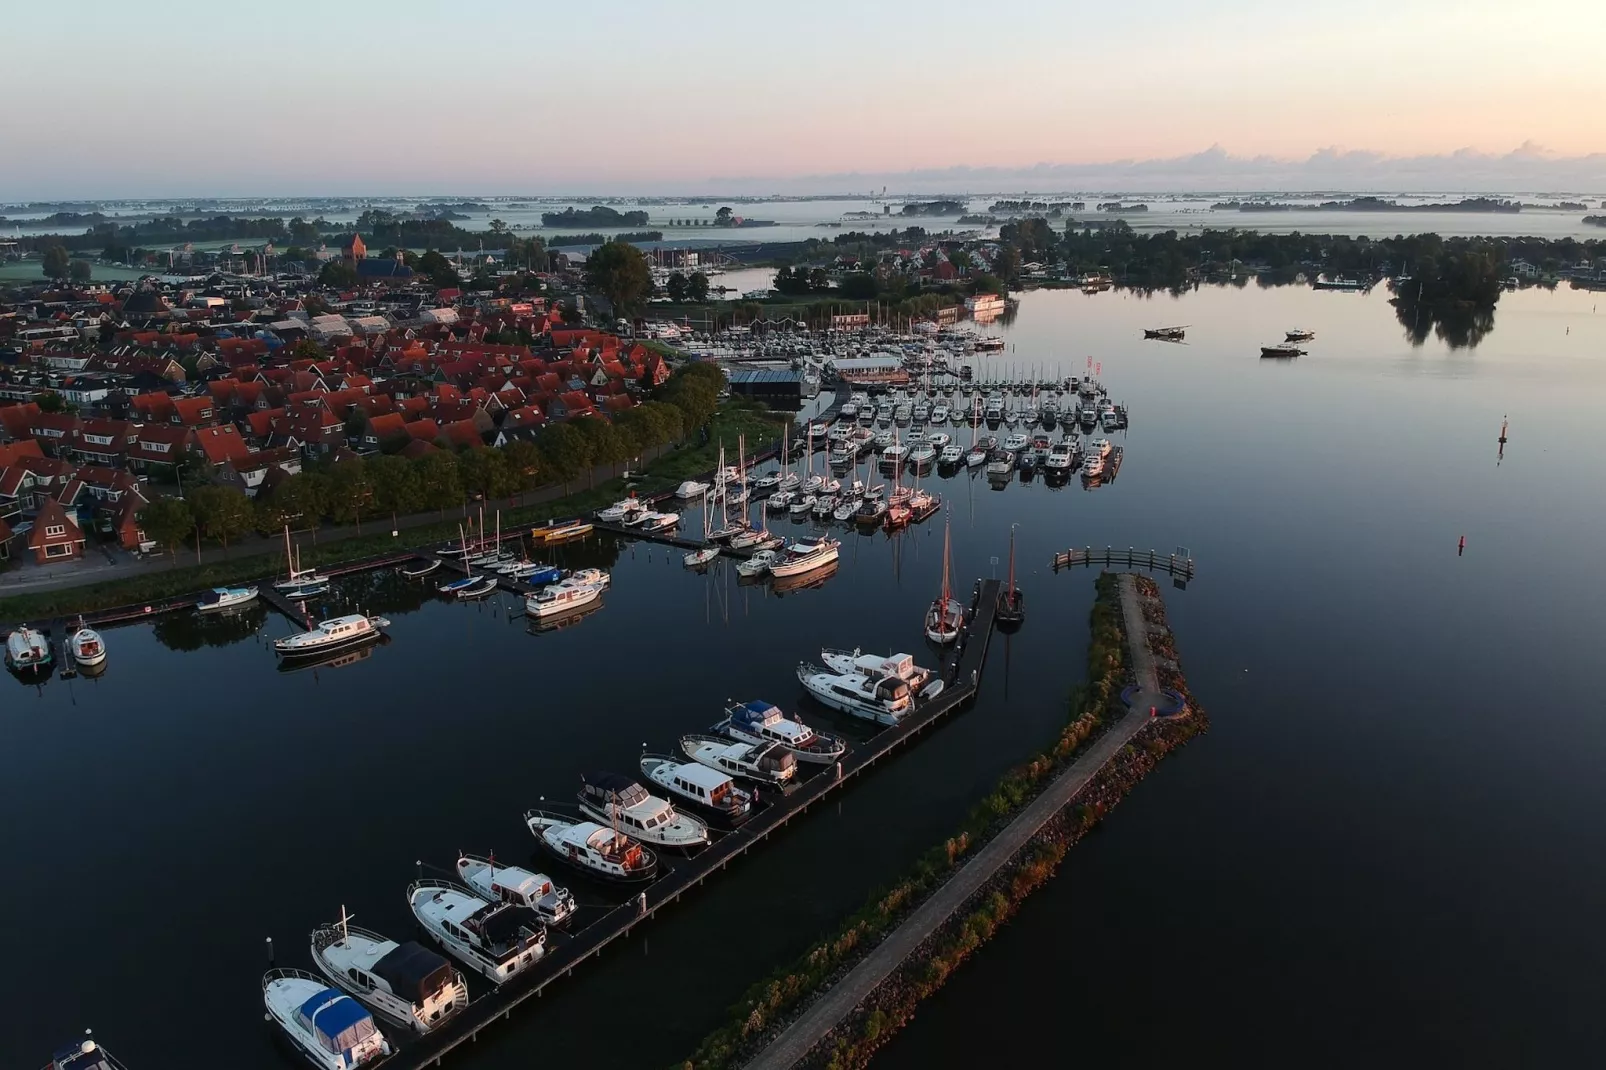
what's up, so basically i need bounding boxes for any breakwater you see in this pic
[681,572,1208,1070]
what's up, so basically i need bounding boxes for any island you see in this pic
[540,205,650,227]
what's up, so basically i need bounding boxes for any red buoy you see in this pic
[1458,535,1466,556]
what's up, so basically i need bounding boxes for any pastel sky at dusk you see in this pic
[2,0,1602,197]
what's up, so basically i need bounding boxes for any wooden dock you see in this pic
[391,579,1001,1070]
[1052,546,1195,581]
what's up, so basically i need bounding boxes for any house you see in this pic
[0,515,11,560]
[109,495,151,552]
[67,418,138,467]
[26,411,83,456]
[222,447,302,497]
[58,465,141,509]
[27,497,85,563]
[0,454,76,516]
[194,424,254,468]
[130,425,197,471]
[438,418,487,450]
[359,412,409,452]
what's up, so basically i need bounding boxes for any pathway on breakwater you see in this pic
[746,573,1160,1070]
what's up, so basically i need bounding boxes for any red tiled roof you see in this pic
[405,418,440,441]
[438,419,484,449]
[194,425,253,466]
[367,413,407,440]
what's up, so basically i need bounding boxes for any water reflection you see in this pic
[276,637,386,674]
[151,604,268,651]
[1394,299,1496,349]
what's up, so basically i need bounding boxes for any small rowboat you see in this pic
[400,559,441,579]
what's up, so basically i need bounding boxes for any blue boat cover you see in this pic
[734,701,779,728]
[298,988,375,1052]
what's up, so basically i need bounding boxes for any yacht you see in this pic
[1082,452,1105,477]
[872,430,894,450]
[925,431,950,449]
[906,443,937,466]
[680,733,797,786]
[1286,329,1316,342]
[311,914,469,1034]
[880,442,907,466]
[67,623,106,669]
[752,471,783,494]
[675,480,710,498]
[638,511,680,533]
[1003,432,1029,452]
[788,493,817,516]
[938,443,963,465]
[262,968,391,1069]
[985,449,1014,476]
[1044,441,1073,472]
[407,880,546,984]
[523,812,660,883]
[771,536,840,577]
[796,663,916,725]
[455,854,576,926]
[831,496,860,523]
[639,754,754,827]
[577,771,710,849]
[596,496,647,523]
[197,585,258,613]
[736,549,780,578]
[810,493,838,519]
[854,496,889,526]
[273,615,388,659]
[766,490,796,513]
[1089,437,1113,457]
[714,700,847,765]
[819,648,945,698]
[525,577,605,618]
[568,568,611,589]
[931,404,950,423]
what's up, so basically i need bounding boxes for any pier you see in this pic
[389,579,1001,1069]
[1052,545,1196,581]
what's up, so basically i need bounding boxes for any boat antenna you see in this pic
[339,904,351,944]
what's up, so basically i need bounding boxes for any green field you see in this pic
[0,261,152,282]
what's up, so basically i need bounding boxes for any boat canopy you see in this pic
[296,988,377,1055]
[492,866,553,902]
[733,701,783,729]
[372,940,453,1005]
[469,903,531,949]
[671,762,733,792]
[581,771,648,807]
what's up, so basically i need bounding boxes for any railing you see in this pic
[1051,546,1196,580]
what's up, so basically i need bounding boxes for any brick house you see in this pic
[28,497,85,563]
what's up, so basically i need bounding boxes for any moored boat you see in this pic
[525,576,606,618]
[683,546,720,569]
[1261,342,1304,358]
[714,700,846,764]
[819,648,946,699]
[769,536,840,578]
[456,854,576,926]
[48,1033,131,1070]
[577,771,710,849]
[530,518,593,542]
[273,614,388,659]
[439,575,498,600]
[796,662,915,725]
[675,480,711,498]
[925,515,964,644]
[523,811,660,883]
[680,732,797,786]
[996,526,1025,630]
[639,754,755,827]
[197,585,259,612]
[407,879,546,984]
[398,560,440,580]
[310,912,469,1034]
[68,623,106,669]
[262,967,391,1069]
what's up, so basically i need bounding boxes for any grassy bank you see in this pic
[676,574,1141,1070]
[0,405,786,622]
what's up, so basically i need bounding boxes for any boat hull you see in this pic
[274,629,382,659]
[527,823,660,884]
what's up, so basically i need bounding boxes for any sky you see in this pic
[2,0,1603,198]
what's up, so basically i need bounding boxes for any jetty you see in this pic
[745,573,1171,1069]
[1052,545,1195,581]
[388,579,1001,1070]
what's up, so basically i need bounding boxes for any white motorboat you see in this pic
[640,754,754,827]
[68,624,106,669]
[931,404,950,423]
[831,497,860,523]
[680,733,797,786]
[789,494,817,516]
[456,854,576,926]
[881,443,907,465]
[407,880,546,984]
[596,496,647,522]
[47,1034,133,1070]
[736,549,780,578]
[525,578,604,619]
[714,700,846,765]
[1082,452,1105,476]
[439,575,498,600]
[810,493,837,518]
[568,568,612,589]
[771,536,839,577]
[796,662,916,725]
[197,585,259,612]
[523,812,659,883]
[262,968,391,1069]
[819,648,946,699]
[1044,442,1073,471]
[808,421,829,438]
[872,430,894,450]
[907,444,937,466]
[752,471,782,493]
[925,431,951,449]
[577,771,710,849]
[6,626,52,674]
[273,614,388,659]
[311,912,469,1035]
[985,450,1014,476]
[638,511,680,533]
[1090,437,1113,457]
[1003,433,1029,452]
[767,490,796,512]
[684,546,720,569]
[964,446,987,467]
[777,471,801,492]
[800,474,825,495]
[675,480,711,498]
[938,444,963,465]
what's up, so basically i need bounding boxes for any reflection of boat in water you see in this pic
[276,640,382,674]
[770,559,838,596]
[525,600,604,634]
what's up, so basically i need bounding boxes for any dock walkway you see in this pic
[392,581,1000,1069]
[745,573,1156,1070]
[1053,545,1195,580]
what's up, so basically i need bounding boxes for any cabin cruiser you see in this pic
[198,585,258,613]
[777,470,801,492]
[525,576,605,618]
[456,854,576,926]
[273,615,388,659]
[800,473,825,495]
[1089,438,1113,457]
[567,567,611,589]
[880,442,907,465]
[810,493,838,519]
[819,648,945,699]
[828,443,855,466]
[675,480,711,498]
[789,493,817,516]
[638,511,680,533]
[872,430,894,450]
[523,812,659,883]
[766,490,796,513]
[736,549,780,578]
[311,915,469,1034]
[67,623,106,670]
[407,880,546,984]
[906,443,938,466]
[577,771,710,849]
[263,969,391,1068]
[854,496,889,526]
[985,449,1014,476]
[831,495,860,523]
[771,536,840,577]
[1003,432,1029,452]
[1286,329,1316,342]
[680,733,797,786]
[797,662,916,725]
[938,443,963,466]
[1044,442,1074,472]
[48,1034,132,1070]
[714,700,846,765]
[1082,452,1105,477]
[924,431,950,449]
[808,421,829,439]
[596,496,647,523]
[640,754,754,826]
[931,404,950,423]
[752,471,783,493]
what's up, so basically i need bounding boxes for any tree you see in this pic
[839,273,879,300]
[808,267,830,292]
[414,450,463,517]
[41,245,69,279]
[289,338,324,362]
[138,496,195,562]
[368,455,421,518]
[271,472,331,528]
[188,485,254,553]
[715,207,734,226]
[416,250,461,288]
[666,271,688,303]
[319,260,358,288]
[327,457,374,531]
[538,423,591,492]
[68,259,92,284]
[584,241,653,317]
[488,218,509,238]
[658,362,722,436]
[573,418,628,484]
[503,440,542,495]
[687,271,710,302]
[36,391,69,414]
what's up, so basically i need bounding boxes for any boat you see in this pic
[938,443,963,465]
[714,700,846,765]
[275,526,330,600]
[770,536,840,577]
[1044,441,1073,472]
[736,548,781,578]
[1003,432,1029,452]
[1089,438,1112,457]
[273,614,388,659]
[675,480,711,498]
[997,527,1025,629]
[854,496,889,526]
[439,575,498,600]
[810,493,837,519]
[529,517,593,542]
[311,910,469,1034]
[1017,450,1037,474]
[638,511,680,533]
[789,494,817,516]
[639,754,754,826]
[407,880,546,984]
[680,732,797,786]
[68,622,106,669]
[456,854,576,926]
[683,546,720,569]
[1261,343,1304,357]
[985,449,1014,476]
[1143,325,1187,341]
[525,577,605,618]
[596,496,647,522]
[819,648,945,698]
[925,516,964,644]
[197,585,259,612]
[577,771,710,849]
[1286,329,1316,342]
[523,811,659,883]
[48,1033,132,1070]
[907,443,937,466]
[1082,452,1105,477]
[262,968,391,1069]
[796,662,916,725]
[880,442,907,465]
[568,567,611,589]
[398,560,441,580]
[502,561,562,583]
[766,490,796,513]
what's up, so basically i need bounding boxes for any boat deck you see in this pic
[390,579,1002,1069]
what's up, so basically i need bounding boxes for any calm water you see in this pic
[7,282,1606,1067]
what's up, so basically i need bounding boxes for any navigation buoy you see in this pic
[1458,535,1466,556]
[1499,415,1508,444]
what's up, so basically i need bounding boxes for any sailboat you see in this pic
[439,525,498,599]
[275,525,330,599]
[996,525,1025,629]
[924,512,964,644]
